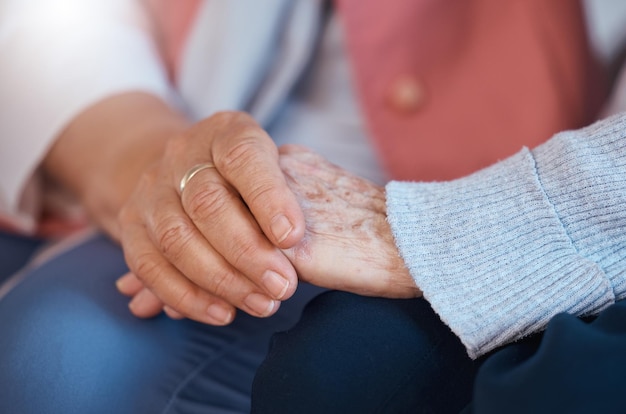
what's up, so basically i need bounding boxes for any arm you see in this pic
[386,113,626,358]
[0,0,170,232]
[279,113,626,359]
[45,92,304,324]
[42,93,185,239]
[1,0,306,324]
[277,145,420,299]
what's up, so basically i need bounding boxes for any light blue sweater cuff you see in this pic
[386,114,626,358]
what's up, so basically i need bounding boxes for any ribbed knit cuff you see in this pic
[532,115,626,300]
[385,116,626,358]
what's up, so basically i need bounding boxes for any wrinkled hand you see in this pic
[115,112,304,324]
[278,145,421,298]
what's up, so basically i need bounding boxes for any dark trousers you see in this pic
[252,291,626,414]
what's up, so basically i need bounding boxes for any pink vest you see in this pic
[147,0,606,181]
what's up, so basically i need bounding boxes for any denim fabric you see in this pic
[0,233,323,414]
[0,231,44,281]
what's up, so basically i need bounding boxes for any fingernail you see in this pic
[163,306,184,320]
[271,214,293,244]
[207,304,233,325]
[128,290,148,312]
[115,274,131,292]
[262,270,289,299]
[244,293,276,317]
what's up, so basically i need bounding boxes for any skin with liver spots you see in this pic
[278,145,421,298]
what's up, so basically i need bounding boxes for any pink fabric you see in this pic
[336,0,605,180]
[151,0,606,181]
[337,0,602,180]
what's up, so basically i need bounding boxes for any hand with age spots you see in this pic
[278,145,422,298]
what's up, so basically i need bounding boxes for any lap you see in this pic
[471,299,626,414]
[0,230,45,281]
[252,291,626,414]
[0,233,323,414]
[252,291,480,414]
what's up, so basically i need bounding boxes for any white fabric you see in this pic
[0,0,170,232]
[178,0,298,123]
[583,0,626,116]
[269,14,388,185]
[583,0,626,65]
[605,66,626,116]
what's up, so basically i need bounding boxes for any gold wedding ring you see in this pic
[179,163,216,194]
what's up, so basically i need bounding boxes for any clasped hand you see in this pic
[116,112,419,325]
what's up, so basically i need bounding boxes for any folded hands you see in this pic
[115,111,420,325]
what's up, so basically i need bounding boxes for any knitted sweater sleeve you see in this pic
[385,113,626,359]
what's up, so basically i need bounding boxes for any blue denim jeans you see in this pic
[0,231,45,281]
[0,231,323,414]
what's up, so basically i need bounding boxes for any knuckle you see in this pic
[130,251,163,285]
[184,182,229,220]
[244,177,278,209]
[201,111,248,139]
[171,288,195,313]
[208,110,240,126]
[154,215,195,259]
[216,138,281,209]
[230,238,260,270]
[216,136,263,174]
[209,270,236,299]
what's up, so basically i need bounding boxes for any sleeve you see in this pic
[0,0,171,233]
[385,113,626,359]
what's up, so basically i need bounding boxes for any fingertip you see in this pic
[268,299,281,316]
[116,272,143,296]
[261,268,298,301]
[163,306,185,320]
[270,210,305,249]
[128,288,164,318]
[206,303,236,325]
[281,277,298,301]
[243,293,279,318]
[283,263,300,300]
[269,214,293,245]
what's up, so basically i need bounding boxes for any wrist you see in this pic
[43,92,188,238]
